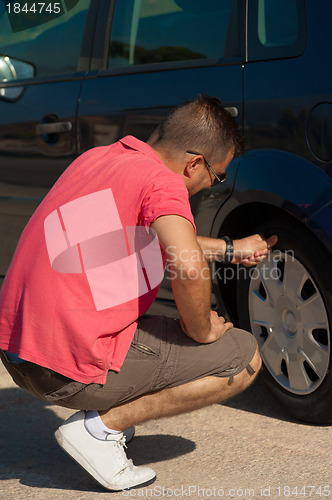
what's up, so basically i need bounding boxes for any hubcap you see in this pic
[248,251,330,395]
[282,309,297,335]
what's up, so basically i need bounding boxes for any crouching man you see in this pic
[0,95,276,491]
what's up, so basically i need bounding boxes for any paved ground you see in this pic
[0,360,331,500]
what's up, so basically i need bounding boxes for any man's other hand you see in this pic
[180,310,233,343]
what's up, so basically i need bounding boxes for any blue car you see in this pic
[0,0,331,424]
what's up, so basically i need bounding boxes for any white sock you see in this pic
[84,410,122,441]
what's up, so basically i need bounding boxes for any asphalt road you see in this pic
[1,359,331,500]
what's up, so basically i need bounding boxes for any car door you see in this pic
[76,0,245,312]
[77,0,245,191]
[0,0,95,280]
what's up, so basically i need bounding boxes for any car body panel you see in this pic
[307,201,332,256]
[233,150,331,218]
[0,78,85,275]
[77,64,244,152]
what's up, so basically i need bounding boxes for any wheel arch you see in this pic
[213,200,318,239]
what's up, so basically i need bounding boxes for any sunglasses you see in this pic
[186,150,227,186]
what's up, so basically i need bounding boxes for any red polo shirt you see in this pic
[0,136,195,383]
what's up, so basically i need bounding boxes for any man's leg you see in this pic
[99,345,261,430]
[54,318,260,491]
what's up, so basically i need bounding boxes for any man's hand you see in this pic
[180,310,233,342]
[197,233,278,265]
[233,234,278,266]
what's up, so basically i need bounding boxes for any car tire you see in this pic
[236,219,332,424]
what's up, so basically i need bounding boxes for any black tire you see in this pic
[236,219,332,424]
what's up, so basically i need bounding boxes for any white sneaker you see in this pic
[55,411,156,491]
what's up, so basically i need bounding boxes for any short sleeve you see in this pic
[139,172,196,231]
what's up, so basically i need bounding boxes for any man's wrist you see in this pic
[221,236,234,264]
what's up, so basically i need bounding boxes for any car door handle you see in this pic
[224,106,238,118]
[36,121,72,135]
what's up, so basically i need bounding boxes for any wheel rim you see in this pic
[248,251,330,395]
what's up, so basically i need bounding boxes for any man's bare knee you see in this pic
[249,345,262,375]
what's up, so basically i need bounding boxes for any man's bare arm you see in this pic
[151,215,232,343]
[197,234,278,266]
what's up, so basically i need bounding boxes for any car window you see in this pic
[248,0,306,61]
[0,0,91,82]
[108,0,241,68]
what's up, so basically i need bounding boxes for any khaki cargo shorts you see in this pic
[1,315,257,411]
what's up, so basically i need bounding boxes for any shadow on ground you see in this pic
[0,387,195,492]
[222,377,298,424]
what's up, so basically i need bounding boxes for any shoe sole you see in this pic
[55,428,156,491]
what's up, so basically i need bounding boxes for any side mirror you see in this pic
[0,56,35,82]
[0,56,34,101]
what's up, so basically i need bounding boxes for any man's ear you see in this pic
[184,157,200,178]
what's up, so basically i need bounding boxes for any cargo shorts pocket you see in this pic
[129,341,159,357]
[44,380,86,402]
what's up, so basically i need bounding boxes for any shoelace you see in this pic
[114,436,135,474]
[111,435,133,469]
[119,436,127,449]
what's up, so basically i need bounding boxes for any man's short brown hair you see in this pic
[147,94,243,164]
